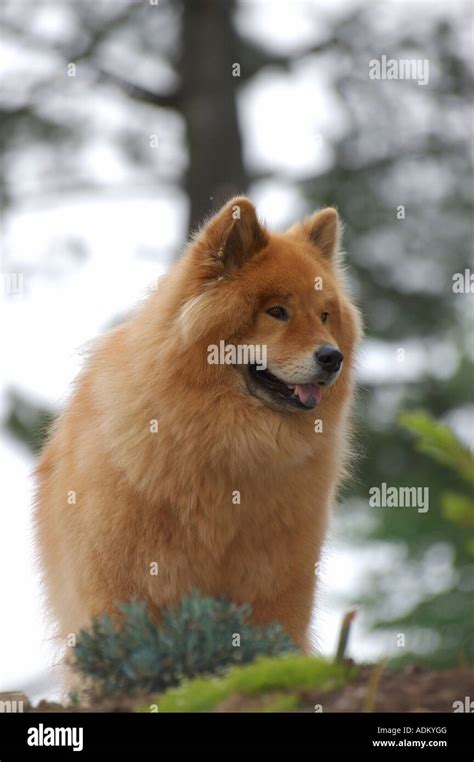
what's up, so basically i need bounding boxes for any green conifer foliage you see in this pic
[72,591,297,696]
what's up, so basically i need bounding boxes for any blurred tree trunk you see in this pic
[180,0,247,234]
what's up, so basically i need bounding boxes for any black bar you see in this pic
[0,712,472,757]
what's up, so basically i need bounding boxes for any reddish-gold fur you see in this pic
[35,197,362,664]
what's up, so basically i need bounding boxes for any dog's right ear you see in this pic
[178,198,267,346]
[194,197,268,275]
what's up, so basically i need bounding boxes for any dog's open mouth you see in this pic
[247,365,323,410]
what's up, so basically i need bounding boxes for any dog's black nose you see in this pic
[315,345,343,373]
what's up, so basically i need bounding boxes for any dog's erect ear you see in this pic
[201,197,268,273]
[304,208,340,260]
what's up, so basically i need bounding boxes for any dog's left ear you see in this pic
[304,208,340,260]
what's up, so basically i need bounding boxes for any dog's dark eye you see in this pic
[266,305,289,321]
[321,312,329,324]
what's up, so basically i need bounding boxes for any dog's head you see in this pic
[176,197,362,413]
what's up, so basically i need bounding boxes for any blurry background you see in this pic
[1,0,472,700]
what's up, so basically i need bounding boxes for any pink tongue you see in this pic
[293,384,322,408]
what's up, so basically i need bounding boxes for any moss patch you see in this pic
[140,654,355,713]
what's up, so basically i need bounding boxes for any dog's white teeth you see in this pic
[286,383,300,399]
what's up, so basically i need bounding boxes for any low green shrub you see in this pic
[72,591,297,697]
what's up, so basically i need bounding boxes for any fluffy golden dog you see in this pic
[36,197,362,660]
